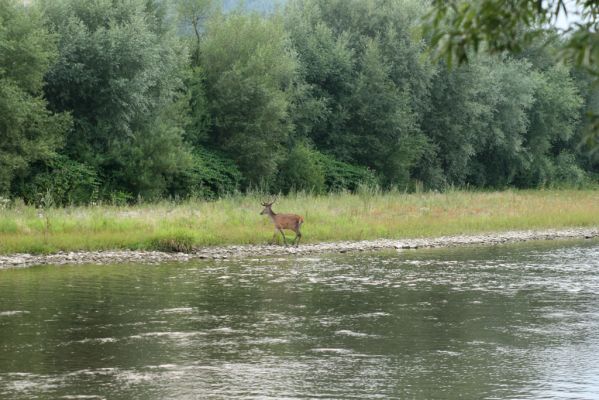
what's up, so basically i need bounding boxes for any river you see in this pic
[1,239,599,399]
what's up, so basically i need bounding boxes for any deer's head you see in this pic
[260,198,276,215]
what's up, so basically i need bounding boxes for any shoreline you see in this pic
[1,227,598,269]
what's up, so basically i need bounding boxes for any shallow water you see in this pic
[1,240,599,399]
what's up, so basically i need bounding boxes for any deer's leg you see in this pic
[271,229,279,244]
[278,228,288,246]
[293,222,302,246]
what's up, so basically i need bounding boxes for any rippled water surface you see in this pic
[2,240,599,399]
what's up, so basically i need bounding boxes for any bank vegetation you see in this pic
[1,190,599,254]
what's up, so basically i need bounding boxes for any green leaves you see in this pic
[0,0,71,195]
[424,0,553,66]
[284,0,432,188]
[200,12,299,187]
[1,0,596,202]
[424,0,599,144]
[41,0,190,200]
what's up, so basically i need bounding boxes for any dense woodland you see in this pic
[1,0,598,205]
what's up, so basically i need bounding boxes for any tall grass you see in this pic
[1,189,599,254]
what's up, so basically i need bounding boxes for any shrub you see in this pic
[315,153,379,192]
[551,152,588,188]
[14,155,99,206]
[169,147,242,199]
[276,143,326,194]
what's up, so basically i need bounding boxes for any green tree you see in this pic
[285,0,433,187]
[276,142,325,194]
[284,0,354,152]
[41,0,191,200]
[518,65,583,186]
[424,0,599,140]
[348,39,427,187]
[184,66,211,146]
[176,0,218,66]
[0,0,71,196]
[425,0,598,69]
[468,57,539,187]
[200,12,299,187]
[421,60,494,186]
[421,53,569,188]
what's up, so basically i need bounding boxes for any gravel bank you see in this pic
[1,227,598,269]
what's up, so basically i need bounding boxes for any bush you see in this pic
[169,147,242,199]
[551,152,588,188]
[315,153,379,192]
[14,155,99,206]
[276,143,326,194]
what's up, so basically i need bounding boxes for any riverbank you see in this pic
[2,190,599,256]
[1,227,598,269]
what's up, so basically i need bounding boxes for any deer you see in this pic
[260,198,304,246]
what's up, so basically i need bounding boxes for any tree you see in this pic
[518,64,583,186]
[284,0,354,153]
[275,142,325,194]
[200,12,299,187]
[0,0,71,196]
[421,59,495,186]
[41,0,191,199]
[425,0,598,70]
[347,39,427,187]
[424,0,599,140]
[470,57,539,187]
[176,0,218,66]
[285,0,433,187]
[421,52,582,188]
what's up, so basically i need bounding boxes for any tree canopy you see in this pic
[0,0,71,196]
[0,0,596,204]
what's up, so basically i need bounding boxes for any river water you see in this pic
[1,240,599,399]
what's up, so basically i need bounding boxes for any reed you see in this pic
[1,189,598,254]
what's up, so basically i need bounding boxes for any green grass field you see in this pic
[1,189,599,254]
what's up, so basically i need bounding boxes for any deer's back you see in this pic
[273,213,303,229]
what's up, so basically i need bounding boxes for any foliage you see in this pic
[424,0,598,69]
[421,49,585,189]
[170,147,242,199]
[424,0,599,141]
[0,0,71,196]
[275,142,325,194]
[0,0,596,205]
[184,66,211,146]
[316,153,379,193]
[40,0,191,200]
[517,65,584,187]
[551,152,588,187]
[284,0,433,187]
[175,0,218,67]
[200,11,299,187]
[13,155,99,206]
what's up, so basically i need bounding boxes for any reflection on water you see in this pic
[1,240,599,399]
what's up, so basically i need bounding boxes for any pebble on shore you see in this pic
[1,228,598,269]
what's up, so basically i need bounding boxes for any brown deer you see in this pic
[260,198,304,246]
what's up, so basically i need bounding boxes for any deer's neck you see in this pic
[267,209,277,220]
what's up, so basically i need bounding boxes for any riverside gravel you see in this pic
[1,227,598,269]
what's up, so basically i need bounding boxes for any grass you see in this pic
[1,189,599,254]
